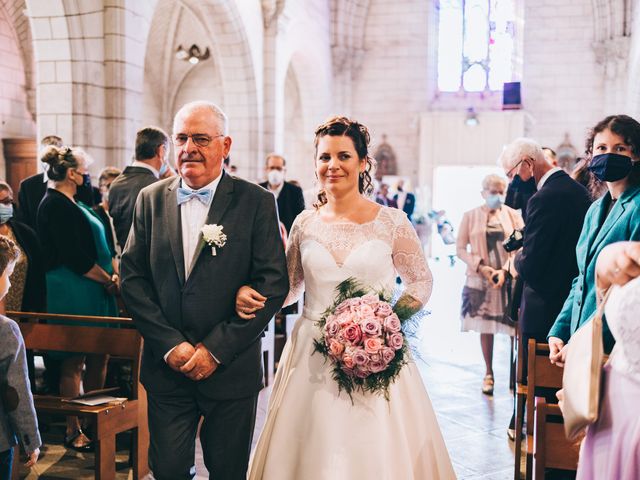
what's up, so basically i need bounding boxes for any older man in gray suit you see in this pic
[121,101,288,480]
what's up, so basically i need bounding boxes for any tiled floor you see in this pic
[21,260,519,479]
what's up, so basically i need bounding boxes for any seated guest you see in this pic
[0,182,45,314]
[568,241,640,479]
[457,174,523,394]
[0,236,40,478]
[37,146,119,451]
[109,126,169,250]
[93,167,122,258]
[548,114,640,363]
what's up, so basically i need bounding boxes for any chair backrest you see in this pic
[8,312,143,399]
[533,397,582,478]
[526,339,564,434]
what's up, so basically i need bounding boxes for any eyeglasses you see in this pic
[172,133,224,147]
[506,157,531,179]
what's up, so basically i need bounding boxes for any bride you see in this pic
[237,116,456,479]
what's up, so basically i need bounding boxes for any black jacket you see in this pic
[514,171,591,339]
[37,189,97,274]
[258,181,305,234]
[108,166,159,249]
[6,219,46,312]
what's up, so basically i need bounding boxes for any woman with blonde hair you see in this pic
[457,173,524,394]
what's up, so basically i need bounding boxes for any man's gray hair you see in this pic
[499,137,545,170]
[173,101,228,135]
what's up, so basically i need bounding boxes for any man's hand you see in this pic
[180,343,218,381]
[548,337,566,367]
[236,285,267,320]
[166,342,196,372]
[25,448,39,468]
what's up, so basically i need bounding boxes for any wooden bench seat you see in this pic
[9,311,149,480]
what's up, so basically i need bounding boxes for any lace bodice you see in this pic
[606,275,640,380]
[285,207,433,318]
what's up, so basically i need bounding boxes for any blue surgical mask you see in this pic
[485,194,505,210]
[588,153,634,182]
[159,162,169,177]
[0,204,13,224]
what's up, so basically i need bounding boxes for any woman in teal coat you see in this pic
[548,114,640,363]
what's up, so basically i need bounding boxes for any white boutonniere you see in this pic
[201,224,227,256]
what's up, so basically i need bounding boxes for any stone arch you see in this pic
[142,0,260,177]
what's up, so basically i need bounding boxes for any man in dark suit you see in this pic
[16,135,63,230]
[393,180,416,221]
[108,126,169,250]
[121,101,288,480]
[501,138,591,342]
[259,153,305,234]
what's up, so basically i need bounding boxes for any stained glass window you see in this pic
[437,0,517,92]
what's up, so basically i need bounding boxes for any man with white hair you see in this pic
[121,101,288,479]
[499,137,591,347]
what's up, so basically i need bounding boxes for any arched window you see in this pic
[437,0,517,93]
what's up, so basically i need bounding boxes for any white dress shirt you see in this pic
[181,174,223,277]
[537,167,562,190]
[268,181,284,198]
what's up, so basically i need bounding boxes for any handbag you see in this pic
[561,289,610,440]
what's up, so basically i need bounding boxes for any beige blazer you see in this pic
[456,204,524,278]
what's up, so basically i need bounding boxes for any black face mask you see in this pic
[82,173,92,189]
[510,174,537,194]
[588,153,633,182]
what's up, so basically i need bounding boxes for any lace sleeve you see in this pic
[283,212,307,306]
[391,210,433,306]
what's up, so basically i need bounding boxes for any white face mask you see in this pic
[268,169,285,186]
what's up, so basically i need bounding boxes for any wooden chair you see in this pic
[513,324,529,480]
[9,312,149,480]
[525,340,565,479]
[533,397,582,479]
[262,317,275,386]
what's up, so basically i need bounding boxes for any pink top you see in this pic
[456,204,524,277]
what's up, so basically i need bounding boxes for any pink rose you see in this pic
[383,314,402,333]
[343,323,363,345]
[352,349,369,366]
[357,304,376,321]
[335,301,350,314]
[355,366,370,378]
[347,298,362,309]
[361,294,379,306]
[325,320,340,337]
[381,347,396,364]
[341,366,355,377]
[369,358,386,373]
[361,318,382,337]
[387,332,404,351]
[364,337,383,354]
[342,355,355,369]
[329,339,345,357]
[376,302,393,317]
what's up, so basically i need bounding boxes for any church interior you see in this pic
[1,0,639,479]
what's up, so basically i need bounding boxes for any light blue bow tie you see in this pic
[177,187,212,206]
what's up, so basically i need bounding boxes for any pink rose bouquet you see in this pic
[313,277,419,400]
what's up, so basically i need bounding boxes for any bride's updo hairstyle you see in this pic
[313,115,377,208]
[40,145,79,181]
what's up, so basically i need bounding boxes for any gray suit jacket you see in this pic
[0,315,41,454]
[120,172,289,399]
[108,166,159,250]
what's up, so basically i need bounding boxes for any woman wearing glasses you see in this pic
[37,146,119,452]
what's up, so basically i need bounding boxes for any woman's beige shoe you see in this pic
[482,374,494,395]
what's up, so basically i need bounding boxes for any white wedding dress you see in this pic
[248,207,456,480]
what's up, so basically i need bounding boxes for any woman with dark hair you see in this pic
[549,114,640,364]
[36,146,119,451]
[235,116,455,479]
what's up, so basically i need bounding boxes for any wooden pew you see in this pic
[533,397,582,479]
[522,340,564,479]
[513,323,528,480]
[8,311,149,480]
